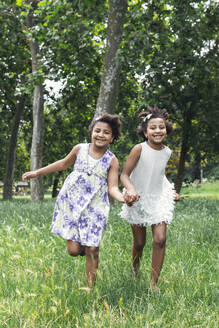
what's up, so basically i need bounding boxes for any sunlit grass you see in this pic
[0,187,218,327]
[181,180,219,199]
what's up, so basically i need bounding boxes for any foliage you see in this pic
[0,0,107,184]
[0,0,32,180]
[0,0,218,188]
[140,0,218,159]
[115,0,219,187]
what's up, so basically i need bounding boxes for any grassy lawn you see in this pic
[0,183,218,327]
[180,180,219,200]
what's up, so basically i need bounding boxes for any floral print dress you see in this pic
[51,143,115,247]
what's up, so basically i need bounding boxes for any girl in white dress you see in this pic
[120,105,179,289]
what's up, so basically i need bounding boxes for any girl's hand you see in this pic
[124,190,140,207]
[175,192,180,201]
[22,171,38,181]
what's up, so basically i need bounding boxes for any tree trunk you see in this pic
[174,111,192,193]
[95,0,128,116]
[30,85,44,201]
[52,172,61,198]
[193,153,201,181]
[26,9,44,201]
[174,140,188,193]
[3,95,27,200]
[52,178,59,198]
[200,164,203,184]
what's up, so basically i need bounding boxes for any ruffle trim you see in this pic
[120,181,176,226]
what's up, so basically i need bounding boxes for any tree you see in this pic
[0,1,31,199]
[3,95,27,199]
[119,0,218,192]
[145,1,219,192]
[23,2,44,201]
[96,0,128,115]
[35,0,107,193]
[1,0,218,196]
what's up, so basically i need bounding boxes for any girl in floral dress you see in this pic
[22,113,124,288]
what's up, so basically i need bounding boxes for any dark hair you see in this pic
[89,112,122,142]
[137,105,173,140]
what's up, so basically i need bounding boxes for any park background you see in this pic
[0,0,218,327]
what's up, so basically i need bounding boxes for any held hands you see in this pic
[22,171,38,181]
[124,190,140,207]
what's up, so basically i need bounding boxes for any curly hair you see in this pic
[137,105,173,140]
[89,113,122,143]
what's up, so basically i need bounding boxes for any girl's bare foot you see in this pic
[131,267,140,278]
[79,287,92,294]
[148,282,160,296]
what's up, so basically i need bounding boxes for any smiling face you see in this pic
[91,121,114,148]
[144,118,167,147]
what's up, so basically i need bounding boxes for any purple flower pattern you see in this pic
[76,175,86,185]
[96,212,104,222]
[78,216,88,229]
[51,143,114,246]
[82,182,95,196]
[69,204,75,212]
[77,196,86,207]
[91,224,101,236]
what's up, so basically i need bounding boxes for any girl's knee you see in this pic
[67,248,80,257]
[66,241,81,256]
[153,235,166,248]
[133,240,145,252]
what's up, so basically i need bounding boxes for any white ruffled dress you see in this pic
[120,142,175,226]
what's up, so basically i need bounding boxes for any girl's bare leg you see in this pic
[66,240,85,256]
[151,222,166,286]
[85,246,99,287]
[131,225,146,276]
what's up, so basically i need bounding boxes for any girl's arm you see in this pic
[22,144,80,181]
[107,157,125,203]
[120,144,141,205]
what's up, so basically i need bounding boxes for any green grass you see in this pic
[181,180,219,200]
[0,189,218,327]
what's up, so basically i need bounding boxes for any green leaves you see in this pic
[16,0,23,6]
[0,0,218,186]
